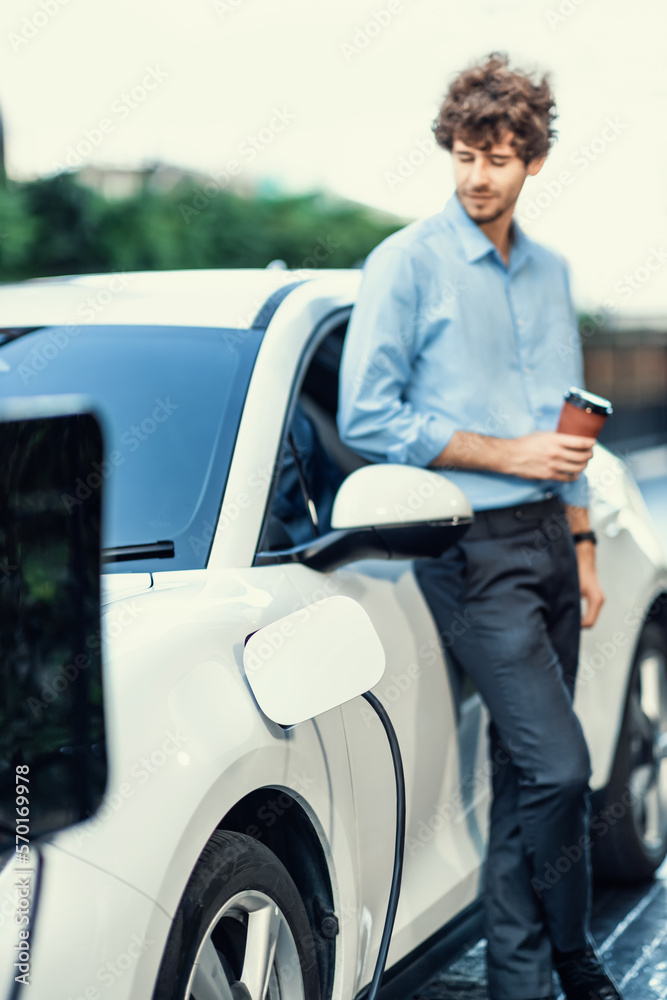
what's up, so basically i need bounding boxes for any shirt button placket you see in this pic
[508,280,534,418]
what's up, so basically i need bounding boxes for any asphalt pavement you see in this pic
[412,862,667,998]
[409,446,667,1000]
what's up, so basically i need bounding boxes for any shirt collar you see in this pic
[439,192,532,273]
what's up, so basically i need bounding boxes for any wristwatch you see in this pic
[572,531,597,545]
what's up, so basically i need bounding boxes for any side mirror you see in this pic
[243,595,385,727]
[255,463,473,572]
[330,463,472,557]
[0,396,108,853]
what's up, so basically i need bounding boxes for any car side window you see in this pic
[259,321,370,553]
[268,402,345,547]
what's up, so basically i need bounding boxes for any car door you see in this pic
[254,318,491,981]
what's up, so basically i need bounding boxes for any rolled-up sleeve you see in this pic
[337,245,456,467]
[551,257,591,509]
[555,470,590,508]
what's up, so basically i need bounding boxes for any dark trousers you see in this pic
[413,496,592,1000]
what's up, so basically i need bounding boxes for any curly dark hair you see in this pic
[432,52,558,164]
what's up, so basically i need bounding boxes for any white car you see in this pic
[0,269,666,1000]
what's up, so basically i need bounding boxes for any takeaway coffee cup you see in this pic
[556,387,613,439]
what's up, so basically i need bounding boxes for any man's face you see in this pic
[451,131,545,225]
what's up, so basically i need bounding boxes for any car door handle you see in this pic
[604,517,621,538]
[592,499,623,538]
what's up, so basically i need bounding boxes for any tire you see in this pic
[153,831,322,1000]
[592,621,667,882]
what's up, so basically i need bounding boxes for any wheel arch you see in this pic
[591,590,667,883]
[220,787,338,1000]
[609,589,667,753]
[646,590,667,637]
[591,589,667,876]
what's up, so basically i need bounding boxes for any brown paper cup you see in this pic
[556,388,612,440]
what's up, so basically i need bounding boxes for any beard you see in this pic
[458,188,513,225]
[467,203,506,224]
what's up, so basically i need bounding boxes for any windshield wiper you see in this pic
[0,326,44,345]
[101,540,175,563]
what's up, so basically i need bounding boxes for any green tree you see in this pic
[0,182,37,281]
[0,170,406,282]
[20,174,108,277]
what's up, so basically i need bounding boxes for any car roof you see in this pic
[0,268,362,331]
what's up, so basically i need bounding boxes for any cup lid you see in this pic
[564,387,613,416]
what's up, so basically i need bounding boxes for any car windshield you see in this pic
[0,324,263,572]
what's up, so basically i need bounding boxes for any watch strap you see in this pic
[572,530,597,545]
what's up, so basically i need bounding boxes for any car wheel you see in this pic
[153,831,321,1000]
[593,622,667,882]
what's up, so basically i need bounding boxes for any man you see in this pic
[337,53,622,1000]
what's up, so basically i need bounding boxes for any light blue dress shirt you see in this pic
[337,192,589,511]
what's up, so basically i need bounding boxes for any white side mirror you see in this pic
[331,463,472,530]
[243,596,385,727]
[255,464,474,572]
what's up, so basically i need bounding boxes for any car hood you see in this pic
[100,573,153,608]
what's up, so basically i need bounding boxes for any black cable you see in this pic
[361,690,407,1000]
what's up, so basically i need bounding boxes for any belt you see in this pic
[464,495,565,540]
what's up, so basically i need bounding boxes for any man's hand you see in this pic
[564,504,605,628]
[576,541,605,627]
[507,431,596,481]
[429,429,595,481]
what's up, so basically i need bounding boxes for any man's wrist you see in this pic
[500,436,519,477]
[563,504,590,535]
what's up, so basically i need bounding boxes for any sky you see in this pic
[0,0,665,316]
